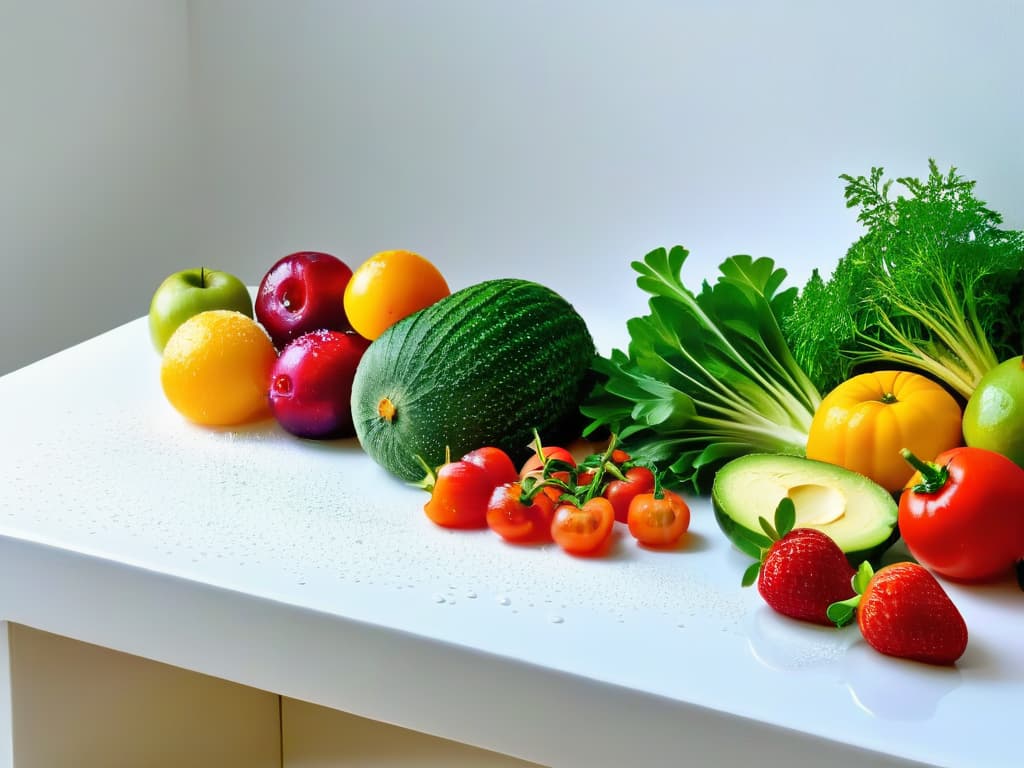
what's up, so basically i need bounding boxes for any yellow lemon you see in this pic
[160,310,277,426]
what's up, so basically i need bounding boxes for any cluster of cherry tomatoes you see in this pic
[415,436,691,556]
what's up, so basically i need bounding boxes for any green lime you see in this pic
[963,356,1024,468]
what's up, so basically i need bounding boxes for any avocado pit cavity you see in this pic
[786,483,845,526]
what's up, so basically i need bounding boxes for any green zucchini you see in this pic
[351,279,596,481]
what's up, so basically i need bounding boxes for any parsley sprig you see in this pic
[785,159,1024,398]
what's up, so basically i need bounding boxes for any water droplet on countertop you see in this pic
[497,596,511,606]
[549,615,564,624]
[466,591,477,599]
[433,594,447,604]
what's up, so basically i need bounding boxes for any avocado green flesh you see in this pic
[711,453,899,563]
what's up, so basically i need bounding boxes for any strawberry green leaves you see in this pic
[582,246,821,493]
[759,497,797,543]
[825,561,874,628]
[740,498,796,587]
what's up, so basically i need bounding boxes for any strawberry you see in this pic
[741,499,856,625]
[828,562,968,666]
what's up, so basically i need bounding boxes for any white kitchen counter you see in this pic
[1,315,1020,767]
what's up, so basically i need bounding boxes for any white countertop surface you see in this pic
[1,315,1021,767]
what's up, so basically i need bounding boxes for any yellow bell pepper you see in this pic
[806,371,963,492]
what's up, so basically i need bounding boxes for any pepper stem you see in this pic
[900,448,949,494]
[410,454,437,492]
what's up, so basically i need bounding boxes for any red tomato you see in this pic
[461,446,518,487]
[898,446,1024,582]
[519,445,575,478]
[610,449,631,464]
[423,460,493,529]
[520,446,576,501]
[486,482,555,544]
[603,466,656,523]
[551,497,615,556]
[627,491,691,547]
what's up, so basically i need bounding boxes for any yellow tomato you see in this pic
[343,250,450,340]
[806,371,963,492]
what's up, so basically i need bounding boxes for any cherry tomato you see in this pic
[551,497,615,556]
[520,446,576,501]
[610,449,631,464]
[627,490,691,547]
[422,460,493,529]
[519,445,575,478]
[603,466,656,523]
[462,446,518,487]
[486,482,555,544]
[899,446,1024,582]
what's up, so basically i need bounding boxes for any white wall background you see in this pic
[3,0,1023,374]
[0,0,193,375]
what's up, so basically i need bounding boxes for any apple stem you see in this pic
[200,266,206,288]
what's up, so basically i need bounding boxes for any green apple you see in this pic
[963,355,1024,468]
[149,267,253,352]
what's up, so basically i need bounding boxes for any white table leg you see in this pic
[0,623,14,768]
[282,696,543,767]
[3,624,280,768]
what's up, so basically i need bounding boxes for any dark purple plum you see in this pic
[269,330,369,438]
[256,251,353,349]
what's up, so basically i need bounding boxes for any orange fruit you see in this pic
[160,310,277,426]
[343,250,450,340]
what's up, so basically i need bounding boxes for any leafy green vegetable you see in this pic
[581,246,821,493]
[785,160,1024,398]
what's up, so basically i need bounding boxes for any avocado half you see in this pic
[711,453,899,565]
